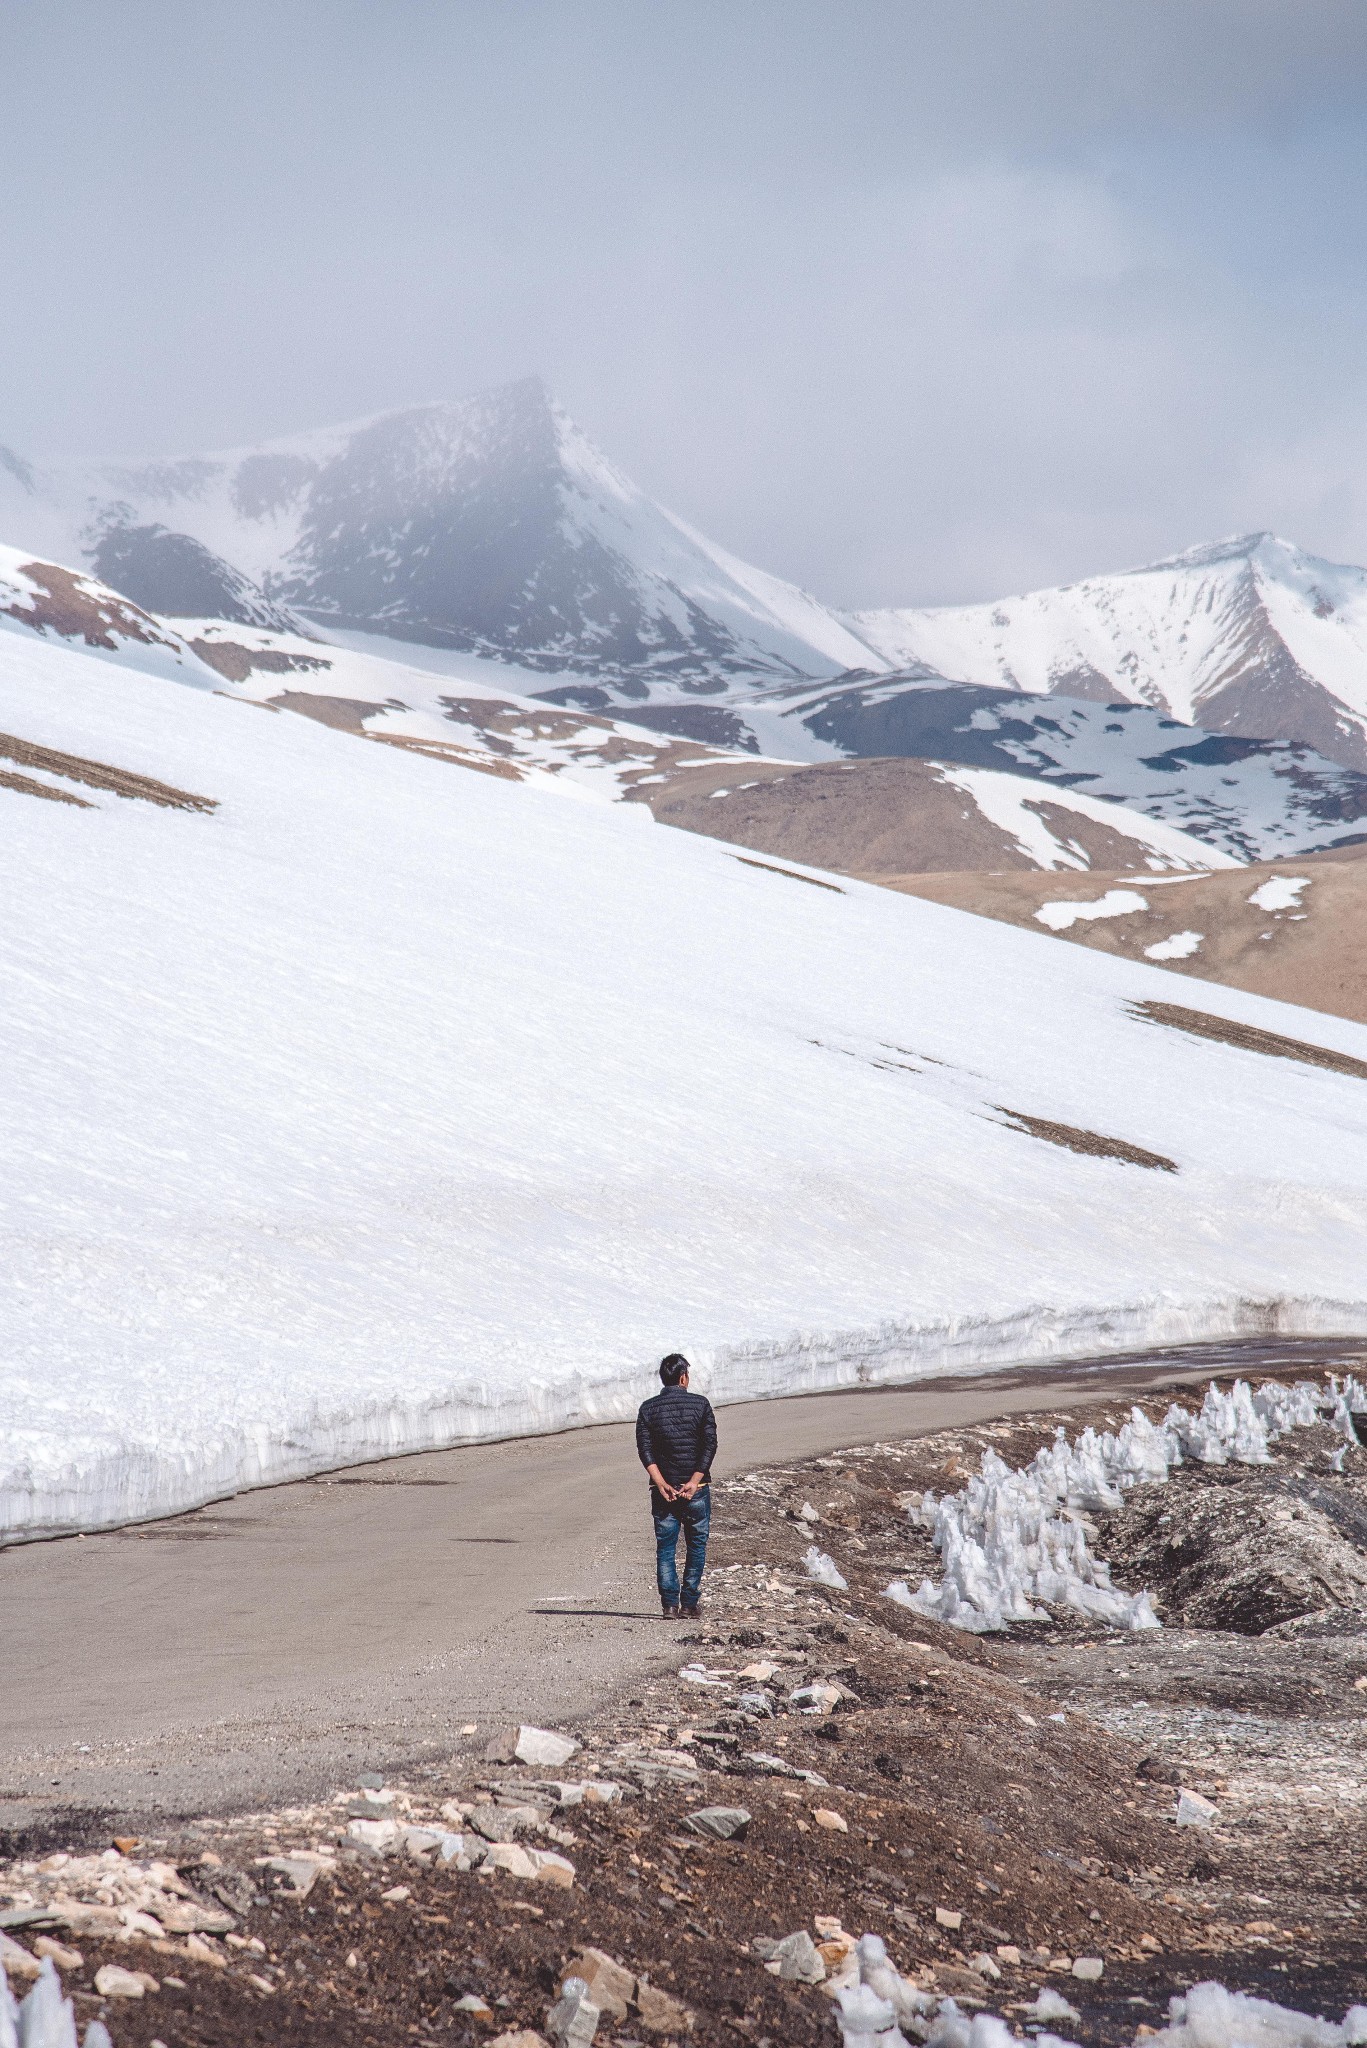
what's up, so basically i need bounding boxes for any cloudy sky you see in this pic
[5,1,1367,606]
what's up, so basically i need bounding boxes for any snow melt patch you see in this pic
[1035,890,1148,932]
[1144,930,1203,961]
[885,1376,1367,1634]
[1249,875,1312,913]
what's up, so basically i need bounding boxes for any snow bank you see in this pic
[887,1377,1367,1633]
[827,1946,1367,2048]
[3,632,1367,1543]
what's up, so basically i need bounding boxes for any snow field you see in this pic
[3,632,1367,1542]
[888,1377,1367,1633]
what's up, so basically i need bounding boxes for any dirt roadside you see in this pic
[4,1353,1365,2047]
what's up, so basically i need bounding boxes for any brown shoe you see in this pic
[662,1603,680,1619]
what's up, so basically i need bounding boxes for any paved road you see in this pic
[2,1336,1358,1830]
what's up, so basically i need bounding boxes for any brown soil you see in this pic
[990,1108,1179,1173]
[0,732,217,813]
[190,643,330,683]
[0,768,93,808]
[634,756,1189,877]
[1,561,176,653]
[885,860,1367,1031]
[1129,1001,1367,1081]
[8,1373,1364,2046]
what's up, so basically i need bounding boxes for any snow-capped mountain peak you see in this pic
[848,532,1367,771]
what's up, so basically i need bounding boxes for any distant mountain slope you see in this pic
[727,675,1367,864]
[0,381,874,690]
[0,557,1216,874]
[848,534,1367,773]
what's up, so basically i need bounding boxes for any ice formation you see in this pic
[0,1958,110,2048]
[1144,1982,1367,2048]
[886,1376,1367,1634]
[804,1546,849,1590]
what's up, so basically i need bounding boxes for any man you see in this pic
[635,1353,717,1619]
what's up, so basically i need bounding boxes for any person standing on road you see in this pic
[636,1353,717,1619]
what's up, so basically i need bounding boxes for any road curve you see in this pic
[2,1336,1360,1832]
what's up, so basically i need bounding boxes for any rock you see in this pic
[996,1945,1022,1966]
[739,1661,778,1682]
[1072,1957,1105,1981]
[789,1683,842,1715]
[32,1939,82,1970]
[381,1885,411,1903]
[454,1994,494,2015]
[468,1804,531,1843]
[634,1977,693,2032]
[256,1859,323,1900]
[754,1931,826,1985]
[491,2033,550,2048]
[485,1843,539,1880]
[561,1950,635,2023]
[813,1808,848,1833]
[155,1895,238,1932]
[934,1907,962,1931]
[94,1965,157,1998]
[516,1727,581,1769]
[0,1934,41,1980]
[872,1753,903,1781]
[935,1965,990,2001]
[1175,1789,1219,1828]
[185,1935,227,1968]
[347,1818,400,1851]
[530,1851,576,1889]
[736,1691,775,1717]
[970,1953,1002,1980]
[686,1807,751,1841]
[547,1975,600,2047]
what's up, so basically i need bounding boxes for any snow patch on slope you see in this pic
[3,630,1367,1542]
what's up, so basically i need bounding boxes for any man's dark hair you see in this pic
[659,1353,691,1386]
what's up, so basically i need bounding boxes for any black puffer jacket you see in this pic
[635,1386,718,1489]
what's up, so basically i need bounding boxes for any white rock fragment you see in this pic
[93,1965,155,1999]
[0,1937,40,1983]
[754,1930,826,1984]
[789,1682,842,1715]
[1071,1957,1104,1981]
[1175,1789,1219,1828]
[346,1818,400,1852]
[514,1727,580,1769]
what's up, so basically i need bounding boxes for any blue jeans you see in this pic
[652,1488,710,1609]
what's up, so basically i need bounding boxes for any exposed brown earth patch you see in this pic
[0,768,93,808]
[634,755,1203,876]
[0,732,217,813]
[992,1108,1179,1173]
[191,642,330,683]
[0,560,180,653]
[1131,999,1367,1081]
[883,859,1367,1030]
